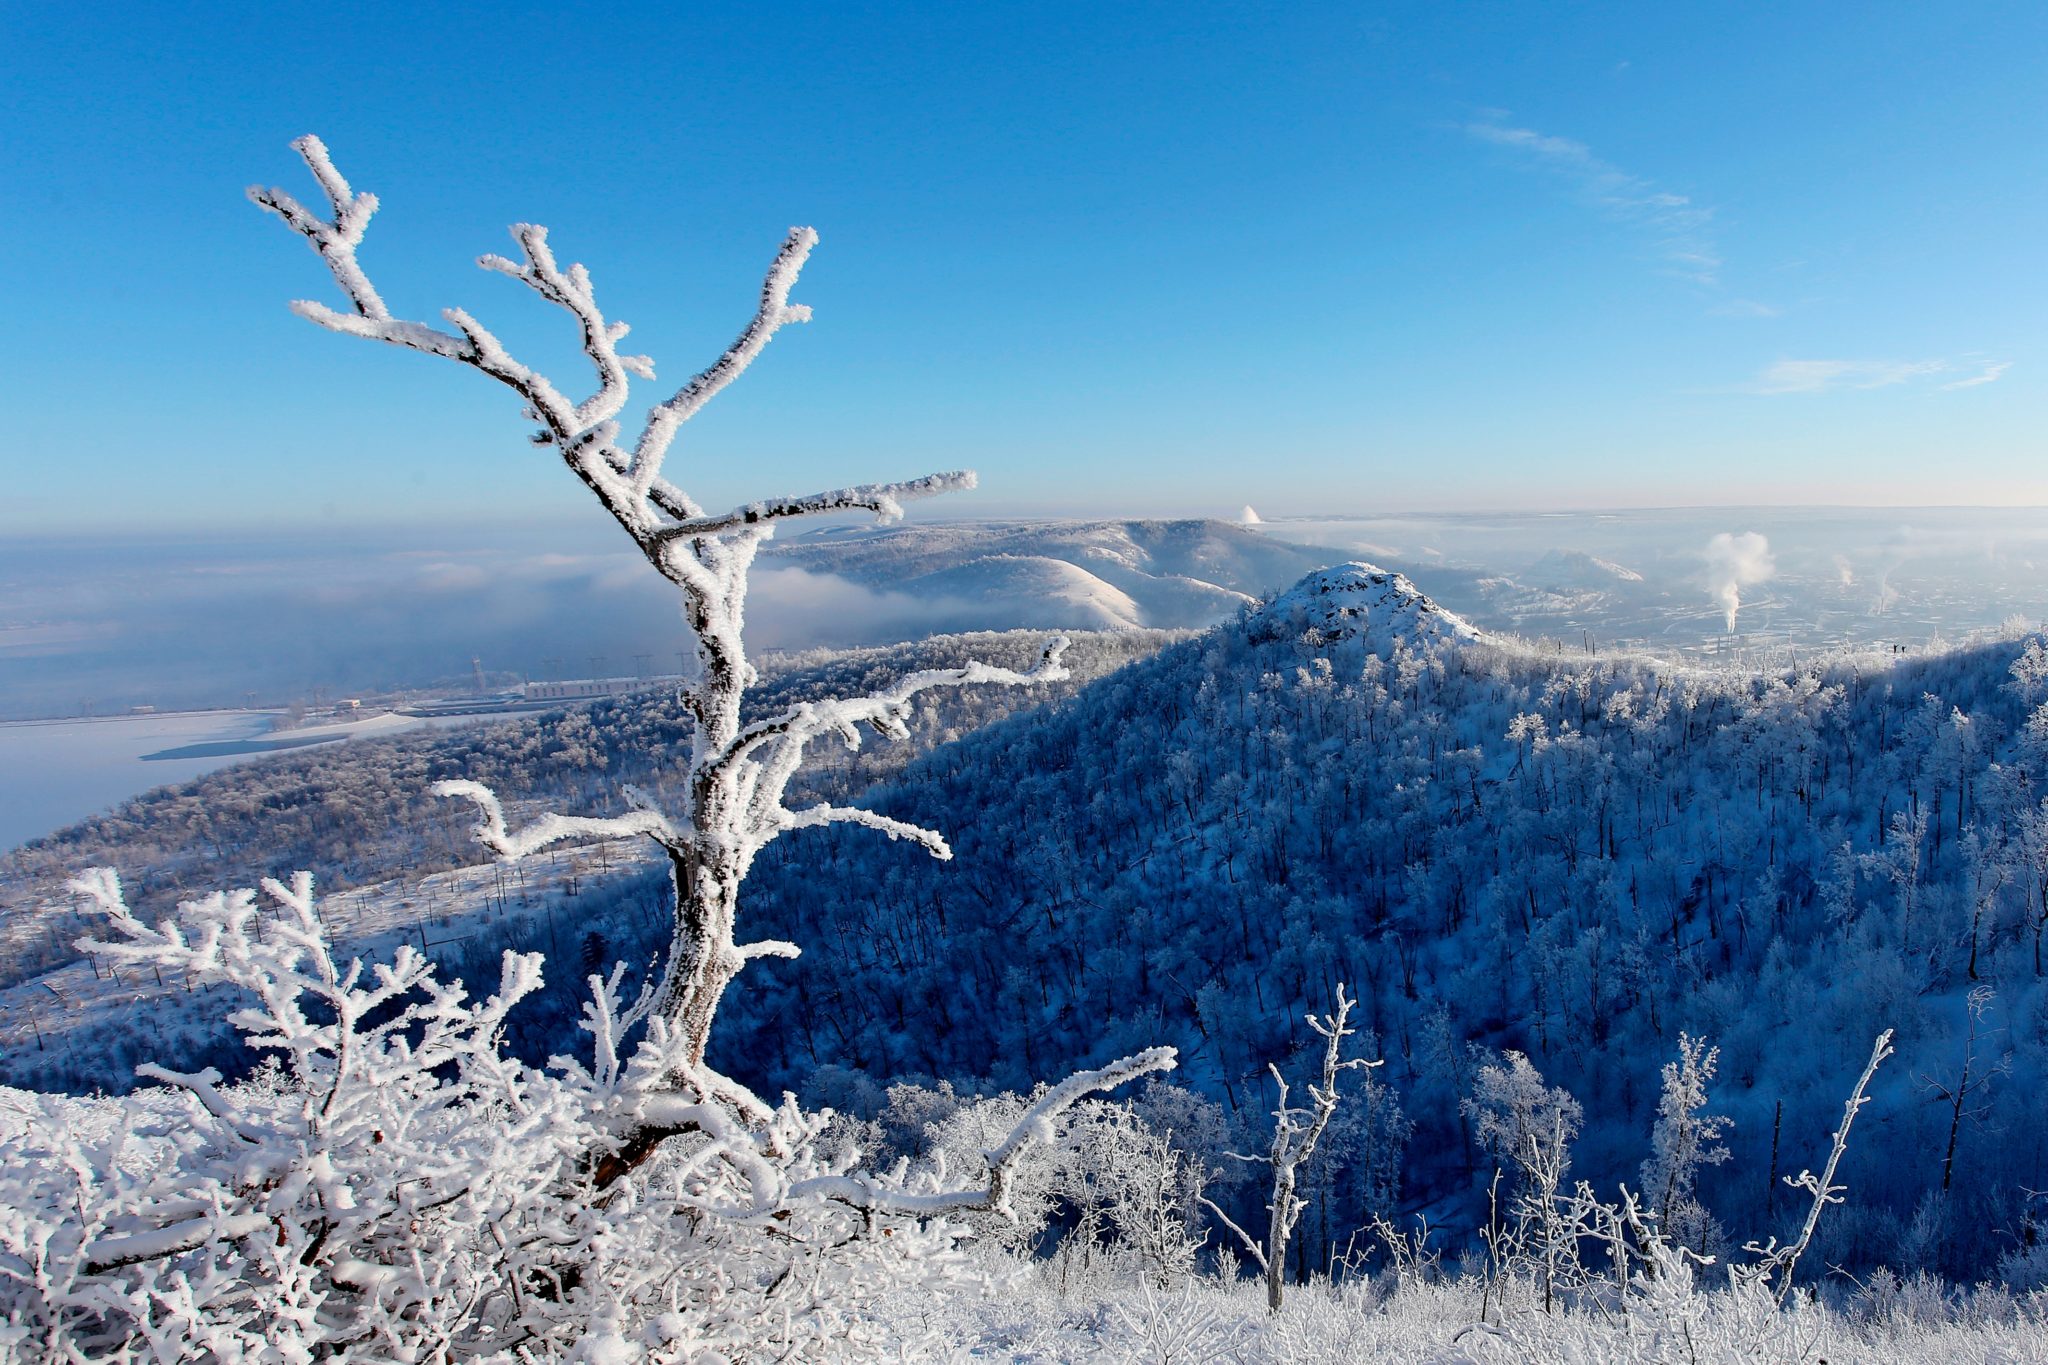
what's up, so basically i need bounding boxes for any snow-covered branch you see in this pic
[726,636,1071,775]
[630,225,816,494]
[983,1047,1180,1219]
[1743,1028,1895,1303]
[430,779,671,860]
[651,470,977,543]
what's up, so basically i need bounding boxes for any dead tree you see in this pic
[1922,986,2009,1193]
[1204,983,1372,1311]
[252,135,1089,1151]
[1743,1028,1895,1303]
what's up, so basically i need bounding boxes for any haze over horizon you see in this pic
[7,506,2048,725]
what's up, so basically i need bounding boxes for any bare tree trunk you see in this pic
[655,843,743,1067]
[1266,1165,1293,1312]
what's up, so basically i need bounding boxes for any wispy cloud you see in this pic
[1751,357,2010,395]
[1942,360,2012,390]
[1466,116,1722,287]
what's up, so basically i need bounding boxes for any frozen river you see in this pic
[0,709,498,853]
[0,711,287,852]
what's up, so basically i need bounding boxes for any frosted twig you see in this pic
[1742,1028,1894,1302]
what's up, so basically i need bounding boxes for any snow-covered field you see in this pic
[923,1260,2048,1363]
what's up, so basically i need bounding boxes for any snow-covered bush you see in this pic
[888,1084,1218,1289]
[0,871,1166,1360]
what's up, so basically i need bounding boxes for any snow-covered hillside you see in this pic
[15,558,2048,1356]
[768,518,1352,630]
[714,563,2048,1286]
[0,630,1181,1016]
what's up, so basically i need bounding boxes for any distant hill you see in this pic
[767,518,1353,630]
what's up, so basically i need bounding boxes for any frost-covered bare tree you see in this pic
[1922,987,2009,1194]
[1204,984,1371,1312]
[249,135,1110,1169]
[1743,1028,1896,1303]
[0,137,1184,1361]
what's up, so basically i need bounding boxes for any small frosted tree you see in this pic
[1640,1032,1731,1254]
[249,136,1122,1172]
[1921,986,2009,1194]
[1465,1050,1583,1194]
[1465,1051,1585,1315]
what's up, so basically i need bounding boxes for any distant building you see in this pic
[522,677,672,701]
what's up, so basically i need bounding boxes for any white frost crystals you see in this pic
[0,137,1178,1362]
[0,869,1161,1360]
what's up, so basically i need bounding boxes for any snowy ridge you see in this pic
[1248,562,1482,651]
[770,518,1350,632]
[893,555,1149,630]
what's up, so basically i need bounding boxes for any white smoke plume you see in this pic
[1832,554,1855,587]
[1703,532,1775,632]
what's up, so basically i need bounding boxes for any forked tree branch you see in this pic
[256,135,1086,1115]
[249,136,957,556]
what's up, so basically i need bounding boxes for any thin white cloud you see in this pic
[1752,359,1948,394]
[1750,357,2011,395]
[1942,360,2012,390]
[1466,117,1721,286]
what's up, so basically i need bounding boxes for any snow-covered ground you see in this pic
[920,1260,2048,1363]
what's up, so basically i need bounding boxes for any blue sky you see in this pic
[4,1,2046,530]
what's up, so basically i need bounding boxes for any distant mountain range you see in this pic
[767,518,1354,630]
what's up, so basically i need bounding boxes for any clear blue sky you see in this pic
[5,1,2045,530]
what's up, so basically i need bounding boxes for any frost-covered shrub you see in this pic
[899,1084,1218,1288]
[0,872,1166,1361]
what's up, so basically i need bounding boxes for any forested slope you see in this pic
[13,558,2048,1283]
[720,563,2048,1282]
